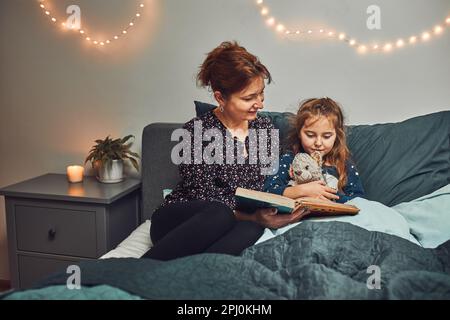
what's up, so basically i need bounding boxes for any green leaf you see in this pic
[129,157,139,172]
[112,138,121,145]
[121,135,134,144]
[126,151,140,158]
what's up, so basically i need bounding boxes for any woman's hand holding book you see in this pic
[250,207,310,229]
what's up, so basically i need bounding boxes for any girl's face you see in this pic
[216,76,265,122]
[299,115,337,157]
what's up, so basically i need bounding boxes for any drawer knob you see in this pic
[48,228,56,240]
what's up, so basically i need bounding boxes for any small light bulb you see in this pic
[106,40,111,44]
[100,42,105,46]
[285,30,290,34]
[40,4,45,9]
[266,17,275,26]
[349,39,356,46]
[86,37,91,41]
[422,32,430,40]
[434,25,443,34]
[307,30,312,34]
[446,18,450,24]
[276,24,285,32]
[93,40,98,44]
[396,39,404,47]
[114,36,119,40]
[409,36,417,44]
[122,30,127,34]
[328,31,334,37]
[295,30,300,34]
[339,33,346,40]
[51,17,56,22]
[261,7,268,16]
[140,4,144,8]
[129,22,134,26]
[257,0,263,4]
[79,30,84,34]
[136,13,141,17]
[372,44,379,50]
[45,11,50,15]
[384,43,392,52]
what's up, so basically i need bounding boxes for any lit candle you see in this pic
[67,165,84,183]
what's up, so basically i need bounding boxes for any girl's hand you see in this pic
[252,207,310,229]
[297,180,339,201]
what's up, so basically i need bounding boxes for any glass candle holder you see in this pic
[67,165,84,183]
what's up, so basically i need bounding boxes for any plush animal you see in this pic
[290,151,339,190]
[290,151,325,185]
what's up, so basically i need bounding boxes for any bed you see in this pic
[2,107,450,300]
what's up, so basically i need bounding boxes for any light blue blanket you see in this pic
[256,197,419,246]
[256,189,450,248]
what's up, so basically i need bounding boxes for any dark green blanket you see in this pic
[5,221,450,299]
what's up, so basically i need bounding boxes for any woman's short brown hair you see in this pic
[197,41,272,98]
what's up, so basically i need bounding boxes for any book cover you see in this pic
[235,187,360,216]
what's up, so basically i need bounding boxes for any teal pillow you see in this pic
[392,184,450,248]
[194,101,294,146]
[346,111,450,206]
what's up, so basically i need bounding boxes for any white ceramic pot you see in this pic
[96,159,124,183]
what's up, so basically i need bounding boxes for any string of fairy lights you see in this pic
[37,0,145,46]
[255,0,450,54]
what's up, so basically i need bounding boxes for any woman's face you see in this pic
[300,116,337,157]
[217,76,265,122]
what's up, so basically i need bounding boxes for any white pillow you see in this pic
[100,220,152,259]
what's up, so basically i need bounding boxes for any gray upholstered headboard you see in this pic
[141,123,183,222]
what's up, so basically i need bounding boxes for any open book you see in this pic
[235,187,360,216]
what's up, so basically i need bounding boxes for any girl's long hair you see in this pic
[285,98,350,191]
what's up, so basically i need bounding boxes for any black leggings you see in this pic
[141,200,264,261]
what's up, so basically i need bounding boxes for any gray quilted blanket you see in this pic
[4,221,450,299]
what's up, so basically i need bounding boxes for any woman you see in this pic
[142,41,306,261]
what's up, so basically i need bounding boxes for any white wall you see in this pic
[0,0,449,280]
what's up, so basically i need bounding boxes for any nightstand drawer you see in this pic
[15,205,97,258]
[18,255,81,289]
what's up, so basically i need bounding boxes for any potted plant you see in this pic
[84,135,140,183]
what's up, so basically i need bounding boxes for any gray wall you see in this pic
[0,0,449,280]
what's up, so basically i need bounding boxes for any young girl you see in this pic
[264,97,365,203]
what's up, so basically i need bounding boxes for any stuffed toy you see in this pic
[289,151,339,190]
[290,151,325,185]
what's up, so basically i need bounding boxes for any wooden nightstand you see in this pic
[0,173,141,289]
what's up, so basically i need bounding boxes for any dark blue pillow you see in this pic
[194,100,217,117]
[194,101,294,144]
